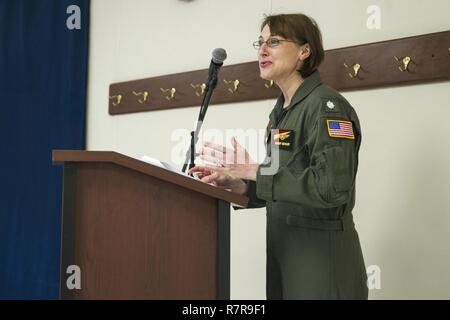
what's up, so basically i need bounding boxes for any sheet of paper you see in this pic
[140,155,199,180]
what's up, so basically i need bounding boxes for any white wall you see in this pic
[87,0,450,299]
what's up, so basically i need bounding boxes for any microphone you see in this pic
[211,48,227,67]
[206,48,227,88]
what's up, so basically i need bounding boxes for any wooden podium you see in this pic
[52,150,248,300]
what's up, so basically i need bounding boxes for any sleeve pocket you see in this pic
[322,145,354,202]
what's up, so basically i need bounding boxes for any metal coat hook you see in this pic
[264,80,274,88]
[223,79,240,93]
[343,63,362,79]
[394,56,413,72]
[109,94,122,106]
[190,83,206,96]
[132,91,149,104]
[160,87,176,101]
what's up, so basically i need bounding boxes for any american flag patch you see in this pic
[326,120,355,139]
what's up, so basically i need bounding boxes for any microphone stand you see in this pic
[181,66,220,174]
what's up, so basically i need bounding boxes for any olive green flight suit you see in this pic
[244,71,368,300]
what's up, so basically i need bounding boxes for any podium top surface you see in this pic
[53,150,249,207]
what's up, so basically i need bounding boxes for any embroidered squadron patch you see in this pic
[326,120,355,140]
[272,129,294,150]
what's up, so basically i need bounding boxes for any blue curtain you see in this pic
[0,0,89,299]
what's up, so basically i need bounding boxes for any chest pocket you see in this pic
[284,143,311,174]
[267,129,296,165]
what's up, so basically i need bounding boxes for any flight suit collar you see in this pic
[287,70,322,109]
[269,71,323,125]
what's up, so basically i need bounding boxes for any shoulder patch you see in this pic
[326,120,355,140]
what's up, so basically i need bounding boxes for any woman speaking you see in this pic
[189,13,368,300]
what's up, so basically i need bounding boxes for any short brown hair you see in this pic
[261,13,324,78]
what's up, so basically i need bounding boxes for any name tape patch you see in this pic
[272,129,294,150]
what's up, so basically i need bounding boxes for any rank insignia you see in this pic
[326,101,335,109]
[324,99,339,113]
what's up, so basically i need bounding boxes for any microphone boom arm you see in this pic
[181,66,220,174]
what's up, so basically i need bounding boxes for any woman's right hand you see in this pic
[189,166,248,195]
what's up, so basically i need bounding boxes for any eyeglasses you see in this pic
[253,38,299,49]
